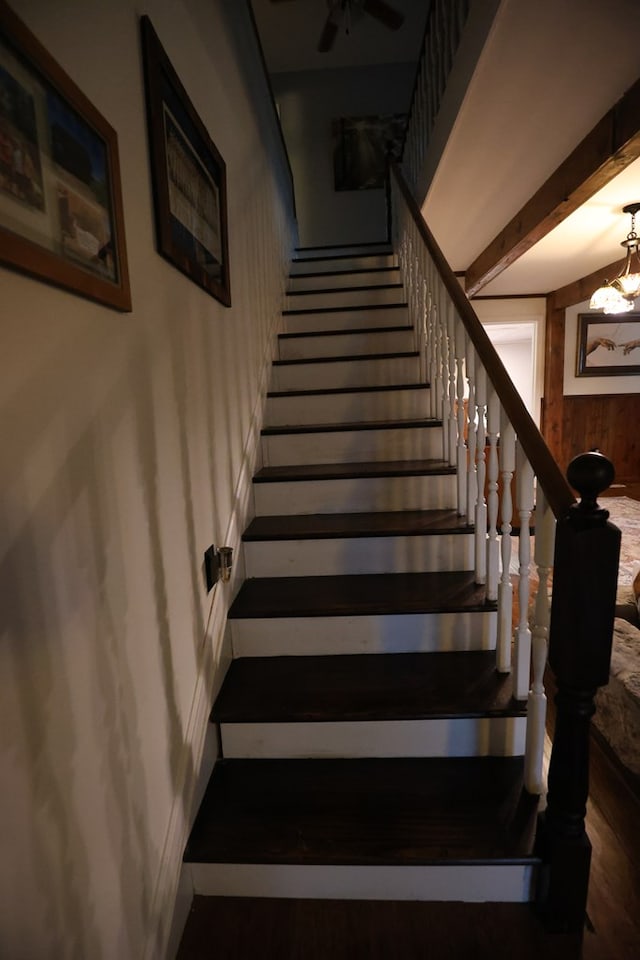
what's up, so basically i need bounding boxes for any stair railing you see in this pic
[401,0,471,194]
[390,159,621,932]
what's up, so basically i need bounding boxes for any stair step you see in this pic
[261,418,442,467]
[277,325,414,360]
[290,253,397,274]
[214,651,520,723]
[288,267,400,291]
[243,508,469,541]
[213,652,526,759]
[286,284,404,310]
[229,571,488,619]
[293,243,393,260]
[242,509,473,577]
[264,383,429,427]
[271,352,420,391]
[252,459,457,515]
[283,303,408,333]
[185,757,539,901]
[177,898,581,960]
[228,571,496,657]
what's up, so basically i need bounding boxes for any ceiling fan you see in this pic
[268,0,405,53]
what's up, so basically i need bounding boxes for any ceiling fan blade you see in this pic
[362,0,404,30]
[318,15,339,52]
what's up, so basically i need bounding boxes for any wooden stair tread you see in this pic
[290,265,399,279]
[242,508,472,541]
[273,350,418,366]
[212,652,523,723]
[177,898,582,960]
[267,383,428,398]
[278,324,411,340]
[261,417,440,437]
[184,757,538,865]
[287,283,404,296]
[253,458,456,483]
[228,571,490,619]
[283,302,407,316]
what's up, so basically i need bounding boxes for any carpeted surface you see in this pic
[605,497,640,585]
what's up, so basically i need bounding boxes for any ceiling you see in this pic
[252,0,640,300]
[251,0,430,72]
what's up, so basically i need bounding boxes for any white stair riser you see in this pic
[289,270,399,292]
[290,254,397,273]
[219,716,526,759]
[286,286,403,310]
[283,306,408,333]
[264,387,429,427]
[271,355,420,391]
[294,245,393,260]
[231,611,497,657]
[244,533,474,577]
[278,328,414,361]
[261,426,442,466]
[253,473,457,516]
[190,862,536,902]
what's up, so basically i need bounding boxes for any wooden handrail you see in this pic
[391,160,575,520]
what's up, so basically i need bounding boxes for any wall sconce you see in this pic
[203,544,234,592]
[590,202,640,315]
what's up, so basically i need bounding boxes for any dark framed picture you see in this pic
[140,16,231,307]
[332,114,406,191]
[0,0,130,310]
[576,313,640,377]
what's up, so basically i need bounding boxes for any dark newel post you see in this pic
[536,452,620,932]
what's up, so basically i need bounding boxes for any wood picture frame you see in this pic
[140,16,231,307]
[576,313,640,377]
[0,0,130,310]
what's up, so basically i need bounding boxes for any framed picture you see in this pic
[576,313,640,377]
[0,0,130,310]
[140,16,231,307]
[332,114,406,191]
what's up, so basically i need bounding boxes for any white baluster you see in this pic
[426,284,437,420]
[525,490,556,793]
[433,287,444,423]
[514,443,535,700]
[455,316,467,518]
[474,364,487,585]
[446,300,457,467]
[485,386,500,601]
[441,298,451,464]
[465,340,477,522]
[497,412,515,674]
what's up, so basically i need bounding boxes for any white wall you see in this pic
[273,63,415,247]
[0,2,295,958]
[474,298,546,423]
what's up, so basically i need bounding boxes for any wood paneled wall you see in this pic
[542,292,640,492]
[561,394,640,481]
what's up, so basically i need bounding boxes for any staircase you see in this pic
[183,242,540,909]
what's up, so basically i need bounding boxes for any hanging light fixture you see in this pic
[590,202,640,314]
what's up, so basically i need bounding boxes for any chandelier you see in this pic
[590,202,640,315]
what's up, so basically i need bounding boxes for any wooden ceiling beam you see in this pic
[549,256,625,311]
[465,76,640,297]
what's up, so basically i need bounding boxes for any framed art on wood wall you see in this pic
[576,313,640,377]
[140,16,231,307]
[0,0,131,310]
